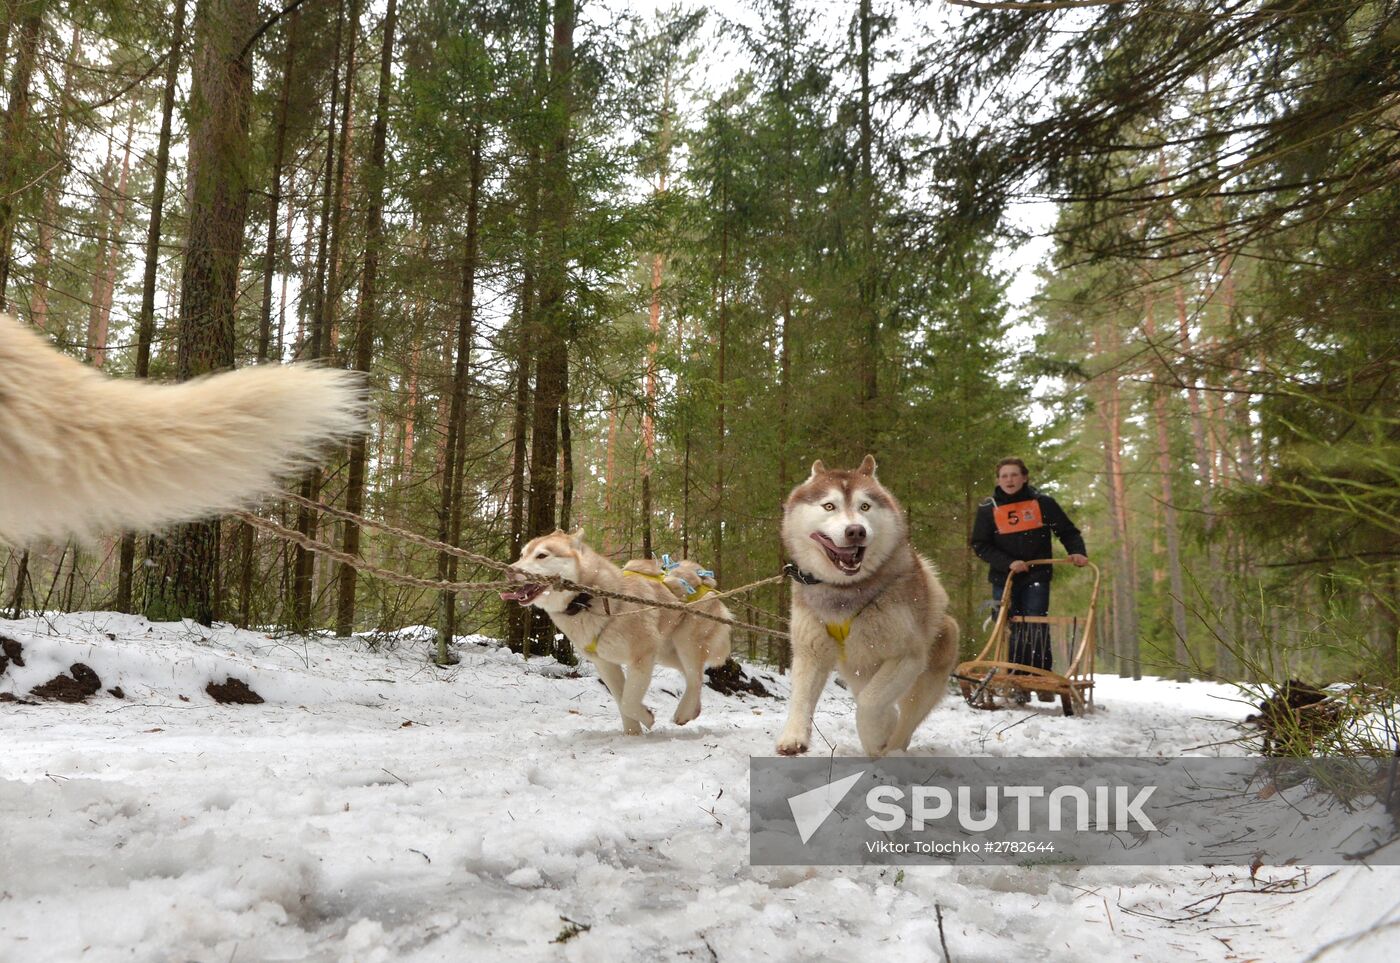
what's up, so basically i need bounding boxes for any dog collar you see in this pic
[564,592,609,616]
[782,562,823,586]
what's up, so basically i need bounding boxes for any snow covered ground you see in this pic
[2,612,1397,962]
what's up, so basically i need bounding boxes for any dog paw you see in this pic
[673,704,700,726]
[622,720,643,736]
[633,706,655,730]
[775,737,809,756]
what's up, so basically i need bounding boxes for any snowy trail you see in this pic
[2,614,1397,962]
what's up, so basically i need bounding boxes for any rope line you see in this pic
[278,489,506,571]
[235,511,517,594]
[242,498,793,641]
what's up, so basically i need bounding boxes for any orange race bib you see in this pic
[993,499,1043,535]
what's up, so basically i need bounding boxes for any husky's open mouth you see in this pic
[499,583,546,605]
[810,531,866,576]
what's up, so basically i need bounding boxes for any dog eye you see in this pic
[822,502,835,512]
[535,551,548,559]
[860,502,871,511]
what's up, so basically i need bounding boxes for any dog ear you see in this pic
[809,459,827,478]
[857,454,877,477]
[568,528,586,548]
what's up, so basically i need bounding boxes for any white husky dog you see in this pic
[501,532,730,734]
[0,313,363,543]
[775,456,960,757]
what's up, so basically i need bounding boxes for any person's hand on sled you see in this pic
[1068,554,1088,567]
[1009,560,1030,574]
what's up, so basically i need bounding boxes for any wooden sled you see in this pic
[956,558,1100,717]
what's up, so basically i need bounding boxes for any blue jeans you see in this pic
[993,577,1052,671]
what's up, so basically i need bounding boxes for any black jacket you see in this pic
[970,483,1086,585]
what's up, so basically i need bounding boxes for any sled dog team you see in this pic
[501,454,959,756]
[2,312,959,757]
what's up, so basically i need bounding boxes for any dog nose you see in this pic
[845,524,866,543]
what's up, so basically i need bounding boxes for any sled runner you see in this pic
[956,558,1099,717]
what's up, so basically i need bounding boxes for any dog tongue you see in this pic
[810,531,858,560]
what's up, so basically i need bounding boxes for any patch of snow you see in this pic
[0,613,1394,961]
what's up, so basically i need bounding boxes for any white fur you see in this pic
[0,314,365,543]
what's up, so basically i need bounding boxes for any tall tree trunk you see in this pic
[335,0,397,638]
[293,0,350,629]
[90,110,136,369]
[31,22,80,332]
[603,393,618,554]
[714,185,728,586]
[0,0,45,308]
[144,0,258,625]
[682,422,691,558]
[523,0,576,663]
[1095,321,1139,677]
[86,124,118,361]
[640,61,674,560]
[641,251,659,559]
[1173,273,1232,677]
[238,9,298,627]
[277,193,294,357]
[776,297,793,670]
[856,0,878,453]
[1157,159,1226,677]
[525,0,574,543]
[505,330,532,653]
[433,124,481,663]
[118,0,187,614]
[1212,228,1247,677]
[401,343,420,481]
[510,0,551,656]
[1144,295,1191,679]
[322,0,361,362]
[257,6,298,365]
[775,12,797,669]
[559,361,573,532]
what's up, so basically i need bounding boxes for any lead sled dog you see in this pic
[776,456,960,756]
[501,531,731,734]
[0,314,364,543]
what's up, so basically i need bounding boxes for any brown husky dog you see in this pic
[501,532,730,734]
[775,456,959,756]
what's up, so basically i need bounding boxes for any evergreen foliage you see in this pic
[0,0,1391,684]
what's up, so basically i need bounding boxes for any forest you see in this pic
[1,0,1395,684]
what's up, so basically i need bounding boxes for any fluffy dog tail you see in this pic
[0,315,365,543]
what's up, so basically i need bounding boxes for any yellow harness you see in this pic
[625,568,715,605]
[825,619,852,661]
[683,584,714,603]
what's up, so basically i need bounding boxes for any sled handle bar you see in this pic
[1002,558,1101,618]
